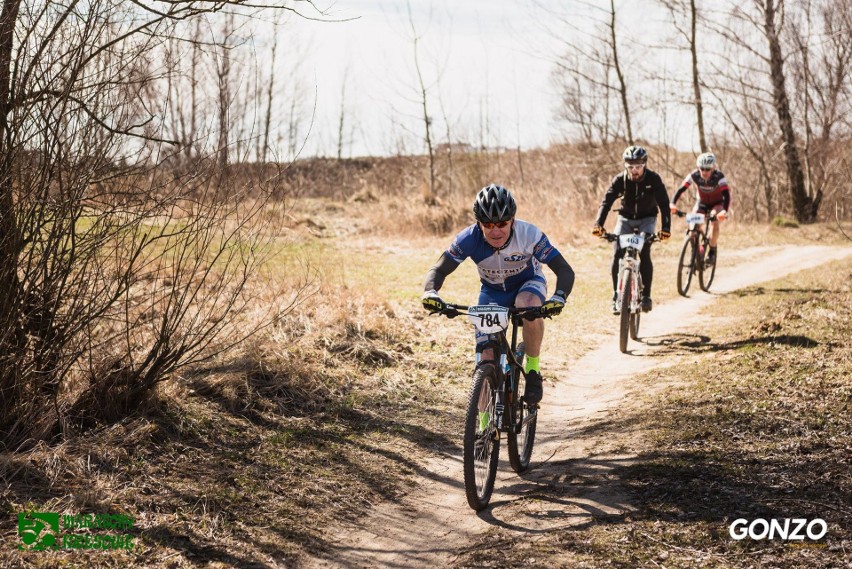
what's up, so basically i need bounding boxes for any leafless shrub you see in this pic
[0,1,325,448]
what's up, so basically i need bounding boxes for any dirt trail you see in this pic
[302,245,851,569]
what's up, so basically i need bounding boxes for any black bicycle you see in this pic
[434,302,551,511]
[600,230,660,353]
[675,210,718,296]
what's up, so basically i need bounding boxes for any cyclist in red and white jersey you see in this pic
[670,152,731,265]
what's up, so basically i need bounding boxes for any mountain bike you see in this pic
[433,302,552,511]
[601,230,659,353]
[675,210,718,296]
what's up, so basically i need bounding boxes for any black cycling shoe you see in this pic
[706,247,717,266]
[641,296,653,312]
[524,370,543,404]
[612,300,620,315]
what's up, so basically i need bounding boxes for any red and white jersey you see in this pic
[680,169,730,206]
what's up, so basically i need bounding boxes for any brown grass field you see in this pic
[2,150,850,567]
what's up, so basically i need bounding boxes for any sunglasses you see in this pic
[700,167,713,172]
[481,220,511,230]
[624,163,645,170]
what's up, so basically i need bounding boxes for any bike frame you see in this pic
[606,230,656,314]
[453,305,539,433]
[682,211,717,268]
[435,303,547,510]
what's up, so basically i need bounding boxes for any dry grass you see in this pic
[271,144,852,243]
[1,154,849,567]
[455,261,852,568]
[0,286,470,567]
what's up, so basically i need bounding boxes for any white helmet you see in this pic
[696,152,717,170]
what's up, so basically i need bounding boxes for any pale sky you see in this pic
[284,0,692,158]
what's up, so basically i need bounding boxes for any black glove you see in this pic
[422,290,446,313]
[541,294,565,317]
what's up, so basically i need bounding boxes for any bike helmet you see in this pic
[623,145,648,163]
[696,152,717,169]
[473,184,516,223]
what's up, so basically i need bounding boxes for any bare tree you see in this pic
[337,65,350,160]
[787,0,852,219]
[0,0,322,447]
[761,0,816,221]
[607,0,634,143]
[545,1,636,146]
[406,0,436,198]
[216,13,236,175]
[714,0,825,221]
[260,20,281,164]
[660,0,708,151]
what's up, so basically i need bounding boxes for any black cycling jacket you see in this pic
[594,168,671,232]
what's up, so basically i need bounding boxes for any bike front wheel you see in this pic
[619,268,633,353]
[629,310,640,340]
[699,242,717,291]
[463,363,500,511]
[677,236,696,296]
[507,344,537,473]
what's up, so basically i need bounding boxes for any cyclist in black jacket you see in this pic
[592,146,671,313]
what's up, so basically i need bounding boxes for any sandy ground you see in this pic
[301,244,851,569]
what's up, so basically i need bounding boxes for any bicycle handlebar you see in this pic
[674,210,718,220]
[600,231,661,243]
[434,303,550,321]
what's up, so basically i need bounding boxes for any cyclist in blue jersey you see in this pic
[421,184,575,404]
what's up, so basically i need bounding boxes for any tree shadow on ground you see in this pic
[729,286,830,298]
[464,403,849,568]
[642,332,819,356]
[0,354,463,568]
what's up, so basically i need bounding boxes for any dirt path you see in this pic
[302,245,851,569]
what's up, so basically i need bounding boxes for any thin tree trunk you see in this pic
[0,0,24,409]
[337,67,348,160]
[762,0,818,222]
[261,25,278,164]
[609,0,633,143]
[690,0,707,151]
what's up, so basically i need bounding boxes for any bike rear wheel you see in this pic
[699,241,717,291]
[507,343,537,473]
[677,236,696,296]
[619,268,632,353]
[463,363,500,511]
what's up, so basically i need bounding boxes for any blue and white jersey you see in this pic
[446,219,560,291]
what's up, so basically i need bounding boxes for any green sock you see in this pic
[524,355,540,374]
[478,411,489,431]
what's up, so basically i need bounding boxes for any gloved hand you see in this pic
[717,210,727,222]
[669,203,678,214]
[541,294,565,317]
[592,225,605,237]
[422,290,446,313]
[658,230,671,241]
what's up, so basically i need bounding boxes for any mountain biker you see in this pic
[421,183,575,405]
[670,152,731,265]
[592,146,671,314]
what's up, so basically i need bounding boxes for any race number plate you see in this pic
[618,233,646,251]
[467,305,509,333]
[686,212,705,225]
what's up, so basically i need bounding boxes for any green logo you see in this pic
[17,511,136,551]
[18,512,59,550]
